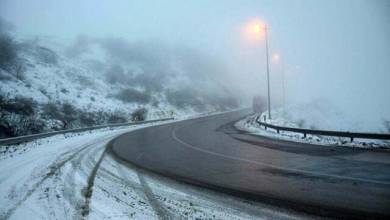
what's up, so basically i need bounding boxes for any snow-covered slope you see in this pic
[0,35,240,137]
[1,44,134,112]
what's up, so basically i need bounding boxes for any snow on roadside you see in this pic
[236,113,390,149]
[0,124,139,219]
[89,151,307,220]
[258,101,390,133]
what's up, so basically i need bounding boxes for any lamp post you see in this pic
[248,20,273,120]
[264,25,272,120]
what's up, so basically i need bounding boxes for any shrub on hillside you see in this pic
[42,102,62,120]
[79,111,97,127]
[107,111,127,124]
[0,33,25,80]
[43,103,128,129]
[0,96,37,116]
[0,95,45,137]
[0,34,17,71]
[0,113,45,138]
[114,88,151,104]
[43,102,79,129]
[165,89,203,110]
[384,120,390,133]
[131,108,147,121]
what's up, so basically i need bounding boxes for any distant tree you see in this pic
[0,33,17,72]
[79,112,97,127]
[131,108,147,121]
[61,103,78,128]
[165,89,199,109]
[0,96,37,116]
[115,88,151,104]
[0,33,25,80]
[107,111,127,124]
[43,102,79,129]
[297,119,306,128]
[0,95,45,137]
[383,120,390,133]
[43,102,62,120]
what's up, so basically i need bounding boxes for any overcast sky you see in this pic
[1,0,390,126]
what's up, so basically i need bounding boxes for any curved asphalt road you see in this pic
[111,110,390,219]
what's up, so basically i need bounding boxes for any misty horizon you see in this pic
[1,0,390,131]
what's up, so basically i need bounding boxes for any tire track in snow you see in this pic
[78,139,175,220]
[49,141,106,219]
[110,151,177,220]
[136,170,177,220]
[80,146,108,219]
[0,134,119,219]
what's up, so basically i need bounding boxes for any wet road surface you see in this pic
[112,110,390,219]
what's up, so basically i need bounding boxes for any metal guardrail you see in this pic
[255,116,390,142]
[0,117,174,146]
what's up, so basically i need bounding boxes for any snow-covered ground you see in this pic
[236,104,390,149]
[0,39,182,119]
[0,119,309,220]
[258,101,390,133]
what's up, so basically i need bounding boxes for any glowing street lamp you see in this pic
[248,20,272,120]
[253,23,262,34]
[272,53,281,62]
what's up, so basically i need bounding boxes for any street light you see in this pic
[264,24,272,120]
[248,21,272,120]
[272,53,280,62]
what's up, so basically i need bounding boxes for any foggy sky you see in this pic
[1,0,390,126]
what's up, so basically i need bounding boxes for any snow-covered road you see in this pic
[0,122,306,220]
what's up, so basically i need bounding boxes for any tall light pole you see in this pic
[247,20,272,120]
[264,25,272,120]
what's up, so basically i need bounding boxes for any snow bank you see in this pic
[261,100,390,133]
[237,103,390,149]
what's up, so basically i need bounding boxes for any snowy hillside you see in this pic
[0,34,240,138]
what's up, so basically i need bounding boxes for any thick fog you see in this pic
[1,0,389,129]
